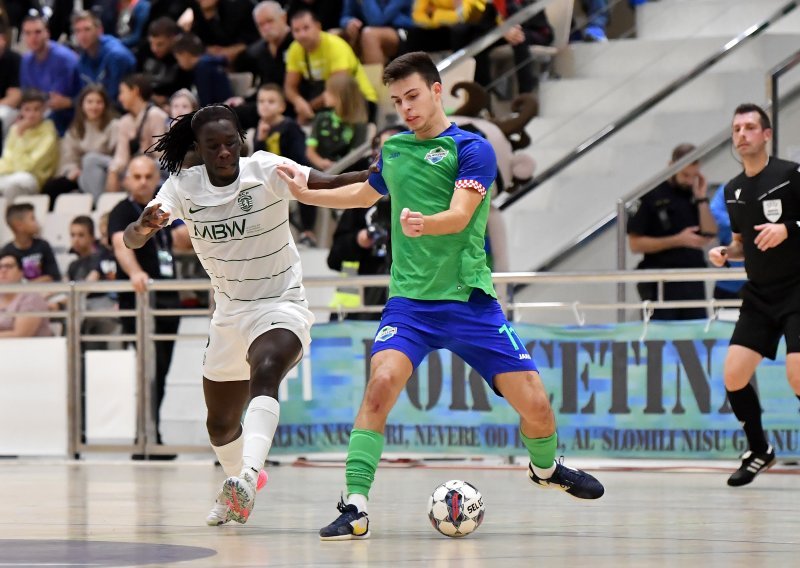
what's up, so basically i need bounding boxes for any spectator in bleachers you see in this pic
[168,88,199,120]
[165,89,202,170]
[306,74,369,171]
[627,143,716,320]
[41,85,119,206]
[405,0,487,54]
[0,90,59,201]
[231,1,294,130]
[0,253,54,338]
[20,11,81,135]
[284,0,344,31]
[137,17,192,106]
[108,155,184,451]
[302,74,369,247]
[0,19,21,149]
[339,0,413,65]
[189,0,260,65]
[578,0,609,43]
[0,203,61,282]
[107,74,168,194]
[66,215,119,346]
[118,0,152,49]
[284,8,377,124]
[172,33,234,107]
[475,0,553,94]
[72,10,137,102]
[251,84,306,163]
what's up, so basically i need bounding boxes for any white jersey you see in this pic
[152,151,311,316]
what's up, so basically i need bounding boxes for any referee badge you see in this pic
[763,199,782,222]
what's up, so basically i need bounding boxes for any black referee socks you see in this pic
[727,384,769,455]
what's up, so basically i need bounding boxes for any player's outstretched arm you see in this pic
[123,203,170,249]
[277,164,381,209]
[404,184,483,237]
[307,168,370,189]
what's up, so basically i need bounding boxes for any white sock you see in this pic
[347,493,368,514]
[532,462,557,480]
[211,432,243,477]
[241,396,280,475]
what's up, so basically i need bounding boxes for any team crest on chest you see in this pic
[237,190,254,212]
[424,146,449,164]
[763,199,782,222]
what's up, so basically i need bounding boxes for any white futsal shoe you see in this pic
[207,469,268,526]
[222,468,259,524]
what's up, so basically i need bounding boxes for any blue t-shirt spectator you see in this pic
[77,35,136,101]
[20,41,81,135]
[710,183,746,297]
[340,0,414,29]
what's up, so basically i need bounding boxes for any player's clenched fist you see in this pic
[708,246,728,267]
[400,207,424,237]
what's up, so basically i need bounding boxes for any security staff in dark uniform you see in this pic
[709,103,800,487]
[628,143,718,320]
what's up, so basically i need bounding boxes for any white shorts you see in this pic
[202,302,315,382]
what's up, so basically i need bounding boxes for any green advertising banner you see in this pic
[272,320,800,459]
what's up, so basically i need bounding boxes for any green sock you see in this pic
[520,431,557,469]
[345,428,384,497]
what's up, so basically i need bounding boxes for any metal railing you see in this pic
[767,48,800,156]
[495,0,800,210]
[0,268,746,457]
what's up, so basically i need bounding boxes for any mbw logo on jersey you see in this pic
[238,190,254,212]
[424,146,449,165]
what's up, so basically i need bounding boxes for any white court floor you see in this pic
[1,460,799,568]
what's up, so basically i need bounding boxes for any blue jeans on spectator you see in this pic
[583,0,610,31]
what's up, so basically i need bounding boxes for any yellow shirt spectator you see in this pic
[413,0,487,28]
[285,32,377,104]
[0,119,59,189]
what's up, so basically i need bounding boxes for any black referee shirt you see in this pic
[725,157,800,288]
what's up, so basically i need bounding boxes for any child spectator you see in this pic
[41,85,119,206]
[302,74,368,247]
[0,203,61,282]
[172,33,234,107]
[0,89,58,200]
[306,74,369,171]
[251,84,307,164]
[168,88,199,120]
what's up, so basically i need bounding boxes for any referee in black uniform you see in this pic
[710,103,800,486]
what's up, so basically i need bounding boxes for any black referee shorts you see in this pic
[730,281,800,360]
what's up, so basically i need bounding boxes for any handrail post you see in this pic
[135,287,149,457]
[769,72,780,155]
[66,282,80,458]
[616,199,627,323]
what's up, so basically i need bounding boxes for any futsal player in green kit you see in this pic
[277,52,605,540]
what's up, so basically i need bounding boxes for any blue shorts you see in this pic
[371,292,538,395]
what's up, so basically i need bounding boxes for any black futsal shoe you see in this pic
[528,458,605,499]
[728,445,776,487]
[319,497,370,540]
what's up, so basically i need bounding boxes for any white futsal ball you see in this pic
[427,480,485,537]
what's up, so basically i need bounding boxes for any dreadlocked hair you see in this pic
[147,104,246,175]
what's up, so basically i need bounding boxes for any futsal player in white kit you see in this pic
[122,104,367,525]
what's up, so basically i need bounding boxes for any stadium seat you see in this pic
[41,211,74,254]
[228,72,256,99]
[0,197,9,244]
[53,193,93,218]
[94,192,127,218]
